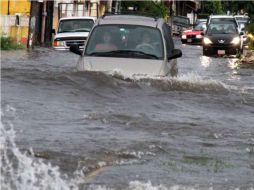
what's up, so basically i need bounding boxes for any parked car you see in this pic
[53,16,96,50]
[69,14,182,77]
[171,16,190,36]
[234,15,250,45]
[181,21,207,44]
[202,20,243,56]
[195,19,207,25]
[234,14,250,25]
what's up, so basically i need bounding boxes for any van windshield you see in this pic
[58,19,94,33]
[85,25,164,60]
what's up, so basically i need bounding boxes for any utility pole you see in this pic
[27,1,36,48]
[41,0,47,44]
[7,0,10,15]
[107,0,112,12]
[73,0,78,16]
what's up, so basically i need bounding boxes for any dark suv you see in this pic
[203,20,243,56]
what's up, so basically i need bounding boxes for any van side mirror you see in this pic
[201,32,204,36]
[168,49,182,60]
[240,31,244,35]
[70,44,82,56]
[52,29,56,34]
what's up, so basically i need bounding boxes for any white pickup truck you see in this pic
[53,16,96,50]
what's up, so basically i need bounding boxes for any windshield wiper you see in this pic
[88,50,159,59]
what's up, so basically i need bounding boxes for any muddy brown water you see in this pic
[1,40,254,189]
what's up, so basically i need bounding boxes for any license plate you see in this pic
[217,50,225,55]
[187,39,192,42]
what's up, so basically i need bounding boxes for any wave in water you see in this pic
[1,65,235,94]
[107,69,229,93]
[0,121,209,190]
[0,119,82,190]
[1,108,251,190]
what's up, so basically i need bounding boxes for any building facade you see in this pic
[0,0,31,44]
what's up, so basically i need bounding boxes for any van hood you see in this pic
[77,56,169,77]
[54,32,89,39]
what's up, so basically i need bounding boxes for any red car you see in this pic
[181,22,207,44]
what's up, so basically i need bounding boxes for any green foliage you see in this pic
[201,1,223,15]
[220,1,254,22]
[246,23,254,51]
[221,1,254,15]
[121,1,168,18]
[0,36,25,50]
[247,39,254,51]
[246,23,254,34]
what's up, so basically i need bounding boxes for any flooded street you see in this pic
[1,39,254,189]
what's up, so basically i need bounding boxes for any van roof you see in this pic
[59,16,96,21]
[97,15,164,28]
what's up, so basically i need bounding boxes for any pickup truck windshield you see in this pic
[58,19,94,33]
[85,25,164,60]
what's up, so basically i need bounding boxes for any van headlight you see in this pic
[203,37,212,45]
[231,37,240,45]
[53,40,65,47]
[182,35,187,39]
[196,34,202,39]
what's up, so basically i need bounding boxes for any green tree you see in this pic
[201,0,224,15]
[221,1,254,22]
[121,1,168,18]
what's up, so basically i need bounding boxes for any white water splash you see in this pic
[0,121,81,190]
[106,69,229,92]
[0,122,205,190]
[106,69,227,89]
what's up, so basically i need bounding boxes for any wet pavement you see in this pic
[1,39,254,189]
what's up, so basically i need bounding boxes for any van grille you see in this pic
[65,40,86,47]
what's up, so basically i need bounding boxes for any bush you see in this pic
[246,23,254,34]
[0,36,25,50]
[245,23,254,50]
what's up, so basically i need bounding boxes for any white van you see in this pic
[69,14,182,77]
[53,17,96,50]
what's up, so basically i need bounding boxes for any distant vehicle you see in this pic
[203,20,243,56]
[234,15,250,45]
[53,17,96,50]
[69,14,182,77]
[181,21,207,44]
[234,14,250,26]
[207,15,239,29]
[195,19,207,25]
[171,16,190,36]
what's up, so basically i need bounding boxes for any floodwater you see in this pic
[1,40,254,190]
